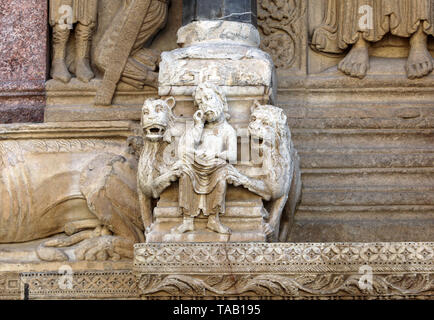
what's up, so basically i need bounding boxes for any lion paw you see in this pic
[73,236,134,261]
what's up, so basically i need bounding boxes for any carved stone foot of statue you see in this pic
[406,27,433,79]
[36,225,133,261]
[207,215,231,235]
[338,37,369,79]
[171,216,195,234]
[51,59,72,83]
[75,58,95,83]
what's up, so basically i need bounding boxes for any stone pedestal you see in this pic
[0,0,48,123]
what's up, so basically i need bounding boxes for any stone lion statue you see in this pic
[0,138,144,262]
[135,97,181,232]
[228,102,302,242]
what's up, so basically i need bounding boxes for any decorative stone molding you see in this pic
[0,242,432,299]
[134,242,434,299]
[19,270,138,300]
[258,0,307,72]
[159,20,275,100]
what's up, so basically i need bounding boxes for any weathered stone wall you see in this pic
[0,0,432,243]
[255,0,434,242]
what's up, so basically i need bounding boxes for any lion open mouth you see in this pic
[143,124,166,139]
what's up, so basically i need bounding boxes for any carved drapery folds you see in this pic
[94,0,169,105]
[47,0,170,107]
[312,0,434,79]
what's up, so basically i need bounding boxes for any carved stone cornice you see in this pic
[134,242,434,299]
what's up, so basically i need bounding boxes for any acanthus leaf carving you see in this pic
[258,0,306,71]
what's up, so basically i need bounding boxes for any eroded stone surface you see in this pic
[134,242,434,299]
[0,0,48,123]
[0,121,144,262]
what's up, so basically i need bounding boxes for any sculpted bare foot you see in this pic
[76,58,95,83]
[207,215,231,235]
[406,27,433,79]
[338,37,370,79]
[171,217,195,234]
[51,59,72,83]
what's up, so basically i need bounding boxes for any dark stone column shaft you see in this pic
[183,0,257,26]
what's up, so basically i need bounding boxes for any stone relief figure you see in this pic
[172,83,237,235]
[0,139,144,262]
[94,0,170,105]
[136,97,180,232]
[227,102,302,242]
[312,0,434,79]
[49,0,98,83]
[136,87,301,242]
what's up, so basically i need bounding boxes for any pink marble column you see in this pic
[0,0,48,123]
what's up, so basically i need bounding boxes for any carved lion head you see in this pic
[248,101,289,147]
[141,97,176,142]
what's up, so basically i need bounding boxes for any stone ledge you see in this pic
[0,242,432,299]
[134,242,434,274]
[133,242,434,299]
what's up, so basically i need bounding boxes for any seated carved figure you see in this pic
[312,0,434,79]
[173,83,237,235]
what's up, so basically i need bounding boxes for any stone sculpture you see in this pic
[136,84,301,242]
[94,0,170,105]
[0,136,143,261]
[136,97,179,232]
[49,0,98,83]
[173,82,237,235]
[227,102,302,242]
[312,0,434,79]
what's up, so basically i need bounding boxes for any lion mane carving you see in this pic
[230,102,302,242]
[136,97,180,232]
